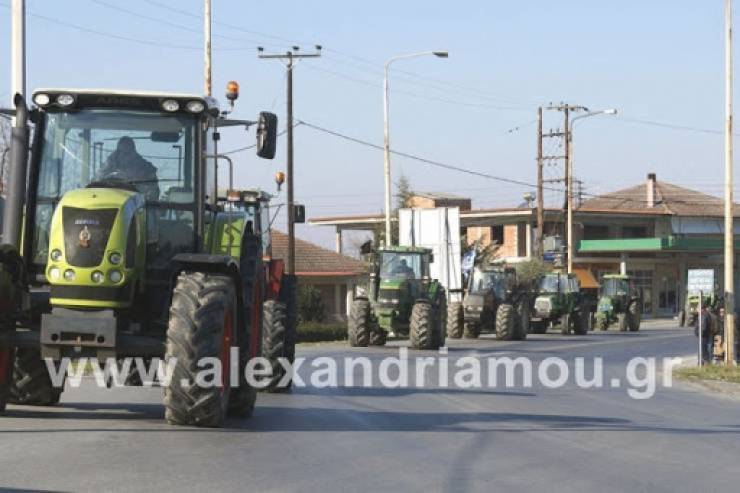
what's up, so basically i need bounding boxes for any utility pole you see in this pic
[259,46,322,274]
[724,0,736,365]
[204,0,212,95]
[543,104,587,271]
[11,0,25,101]
[536,106,544,258]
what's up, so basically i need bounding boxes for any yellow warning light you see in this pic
[226,81,240,102]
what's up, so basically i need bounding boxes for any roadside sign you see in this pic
[687,269,714,295]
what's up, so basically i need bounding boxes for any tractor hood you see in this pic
[463,293,485,308]
[46,187,145,309]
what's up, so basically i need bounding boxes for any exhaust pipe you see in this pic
[1,94,29,250]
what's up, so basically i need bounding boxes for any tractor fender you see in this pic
[266,258,285,301]
[170,253,246,332]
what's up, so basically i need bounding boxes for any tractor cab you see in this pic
[374,246,433,315]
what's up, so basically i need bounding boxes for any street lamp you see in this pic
[383,50,448,245]
[566,108,618,274]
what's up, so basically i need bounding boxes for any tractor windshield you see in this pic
[539,275,560,293]
[31,108,198,266]
[469,269,509,298]
[379,252,423,280]
[603,278,629,296]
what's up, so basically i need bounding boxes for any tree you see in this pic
[298,285,327,323]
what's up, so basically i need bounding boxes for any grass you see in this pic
[297,322,347,343]
[674,364,740,384]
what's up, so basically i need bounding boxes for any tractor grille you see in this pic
[62,207,118,267]
[377,288,400,306]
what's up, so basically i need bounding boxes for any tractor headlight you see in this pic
[109,270,123,283]
[56,94,75,107]
[34,93,50,106]
[63,269,76,281]
[49,267,61,281]
[50,249,63,262]
[91,271,105,284]
[162,99,180,112]
[186,100,205,113]
[109,252,122,265]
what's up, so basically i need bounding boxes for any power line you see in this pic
[222,125,296,155]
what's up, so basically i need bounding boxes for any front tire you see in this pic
[447,302,464,339]
[463,322,481,339]
[10,348,64,406]
[513,299,530,340]
[496,303,516,341]
[618,313,628,332]
[164,272,237,428]
[574,311,589,335]
[560,313,571,335]
[409,302,435,350]
[627,301,641,332]
[678,310,686,327]
[0,348,11,412]
[348,299,371,347]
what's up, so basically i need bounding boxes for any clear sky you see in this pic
[0,0,735,252]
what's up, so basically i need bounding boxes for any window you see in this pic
[491,225,504,245]
[622,226,648,238]
[33,109,198,266]
[583,224,610,240]
[379,252,422,279]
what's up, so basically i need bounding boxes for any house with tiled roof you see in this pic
[310,175,740,319]
[272,231,367,321]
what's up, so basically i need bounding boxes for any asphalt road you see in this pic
[1,321,739,492]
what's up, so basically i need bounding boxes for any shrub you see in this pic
[298,285,327,322]
[297,322,347,343]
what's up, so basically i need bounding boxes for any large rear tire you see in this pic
[446,302,464,339]
[10,348,64,406]
[409,302,435,350]
[627,301,641,332]
[574,311,589,335]
[513,299,530,341]
[496,303,516,341]
[434,295,447,349]
[348,299,371,347]
[261,300,291,392]
[164,272,237,428]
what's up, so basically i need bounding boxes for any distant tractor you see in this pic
[0,86,289,427]
[348,246,446,350]
[678,292,714,328]
[456,265,530,341]
[595,274,641,331]
[530,272,589,335]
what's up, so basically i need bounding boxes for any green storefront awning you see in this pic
[578,236,740,253]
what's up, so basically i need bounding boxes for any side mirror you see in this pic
[293,204,305,224]
[256,111,278,159]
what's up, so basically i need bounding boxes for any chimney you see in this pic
[646,173,657,208]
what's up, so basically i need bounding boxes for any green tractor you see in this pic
[455,265,530,341]
[348,246,446,350]
[530,272,588,335]
[0,87,296,427]
[595,274,641,331]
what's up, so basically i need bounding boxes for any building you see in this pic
[309,175,740,319]
[271,231,366,322]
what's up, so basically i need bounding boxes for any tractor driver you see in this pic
[97,136,160,201]
[392,259,415,278]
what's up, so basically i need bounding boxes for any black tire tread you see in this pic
[10,348,63,406]
[496,303,516,340]
[348,299,371,347]
[409,302,435,350]
[164,272,236,428]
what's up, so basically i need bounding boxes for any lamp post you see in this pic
[566,108,618,273]
[383,50,448,245]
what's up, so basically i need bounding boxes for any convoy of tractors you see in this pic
[0,82,656,429]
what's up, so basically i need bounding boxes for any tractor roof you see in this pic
[32,88,220,114]
[603,274,630,280]
[543,271,576,279]
[378,245,432,254]
[221,188,272,203]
